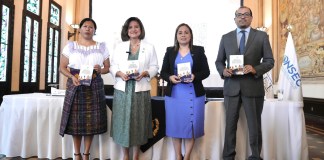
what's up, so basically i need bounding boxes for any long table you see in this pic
[0,93,308,160]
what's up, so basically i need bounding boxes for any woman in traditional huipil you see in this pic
[109,17,159,160]
[59,18,110,160]
[160,23,210,160]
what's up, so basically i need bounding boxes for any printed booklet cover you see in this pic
[177,62,192,82]
[229,55,244,75]
[126,60,140,79]
[79,65,94,86]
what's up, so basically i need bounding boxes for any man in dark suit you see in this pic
[215,6,274,160]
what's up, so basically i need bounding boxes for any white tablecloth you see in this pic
[0,93,308,160]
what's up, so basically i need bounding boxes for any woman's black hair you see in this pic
[121,17,145,41]
[79,18,97,30]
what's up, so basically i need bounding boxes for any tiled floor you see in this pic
[307,129,324,160]
[306,115,324,160]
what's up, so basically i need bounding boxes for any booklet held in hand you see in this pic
[229,55,244,75]
[177,62,192,82]
[126,60,140,79]
[79,65,94,86]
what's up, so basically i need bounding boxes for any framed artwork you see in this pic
[278,0,324,80]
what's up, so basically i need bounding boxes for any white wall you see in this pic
[273,83,324,99]
[92,0,240,86]
[302,83,324,99]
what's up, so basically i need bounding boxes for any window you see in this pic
[45,0,61,92]
[20,0,42,93]
[0,0,14,102]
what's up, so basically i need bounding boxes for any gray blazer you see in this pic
[215,28,274,97]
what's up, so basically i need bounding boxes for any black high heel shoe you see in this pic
[83,153,90,160]
[74,153,82,160]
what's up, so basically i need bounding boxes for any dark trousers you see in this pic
[223,95,264,160]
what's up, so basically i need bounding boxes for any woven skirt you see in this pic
[60,75,107,136]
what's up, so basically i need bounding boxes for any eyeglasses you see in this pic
[235,12,251,18]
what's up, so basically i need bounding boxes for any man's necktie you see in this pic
[239,30,246,54]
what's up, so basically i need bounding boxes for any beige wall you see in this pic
[245,0,279,82]
[246,0,324,99]
[59,0,90,89]
[12,0,23,91]
[10,0,89,91]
